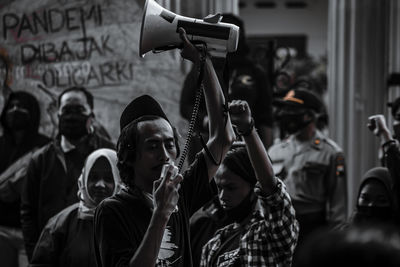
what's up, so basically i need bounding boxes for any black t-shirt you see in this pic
[94,153,213,267]
[213,227,241,267]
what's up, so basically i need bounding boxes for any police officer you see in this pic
[269,89,347,243]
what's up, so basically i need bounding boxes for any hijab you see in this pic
[77,148,124,219]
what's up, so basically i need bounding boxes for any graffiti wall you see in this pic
[0,0,187,141]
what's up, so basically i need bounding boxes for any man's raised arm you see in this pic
[178,28,235,181]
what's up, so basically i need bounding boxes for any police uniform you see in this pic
[270,89,347,241]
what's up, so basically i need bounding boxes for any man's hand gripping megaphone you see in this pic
[178,27,208,64]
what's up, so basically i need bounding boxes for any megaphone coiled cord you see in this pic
[177,49,207,172]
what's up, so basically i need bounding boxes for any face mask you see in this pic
[59,113,90,140]
[280,113,311,134]
[5,109,30,131]
[353,206,392,224]
[224,191,256,224]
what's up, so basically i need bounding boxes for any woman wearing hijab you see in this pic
[0,91,50,267]
[29,148,123,267]
[351,167,399,225]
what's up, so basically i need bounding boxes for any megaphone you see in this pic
[139,0,240,58]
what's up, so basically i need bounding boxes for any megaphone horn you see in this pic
[139,0,240,58]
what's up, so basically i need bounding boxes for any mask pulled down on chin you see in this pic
[223,191,256,224]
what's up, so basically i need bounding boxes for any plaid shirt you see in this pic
[200,179,299,267]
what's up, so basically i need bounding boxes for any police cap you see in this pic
[273,89,323,113]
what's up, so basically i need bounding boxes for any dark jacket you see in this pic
[349,167,399,226]
[21,133,114,259]
[0,91,51,228]
[28,203,97,267]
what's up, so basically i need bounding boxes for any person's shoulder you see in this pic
[318,133,344,154]
[97,189,143,216]
[31,140,56,160]
[45,203,79,231]
[35,133,51,147]
[92,132,115,149]
[183,151,206,177]
[269,138,293,156]
[98,192,130,211]
[190,199,221,225]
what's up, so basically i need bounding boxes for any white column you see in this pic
[181,0,238,18]
[158,0,181,12]
[327,0,390,214]
[206,0,239,15]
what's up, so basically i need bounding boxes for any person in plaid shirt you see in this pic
[198,100,299,267]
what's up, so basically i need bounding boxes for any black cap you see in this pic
[388,97,400,118]
[273,89,323,113]
[120,95,169,131]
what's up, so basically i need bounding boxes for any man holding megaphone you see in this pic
[93,22,240,267]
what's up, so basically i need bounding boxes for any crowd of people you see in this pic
[1,15,400,267]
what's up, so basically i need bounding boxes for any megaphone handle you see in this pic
[209,50,227,58]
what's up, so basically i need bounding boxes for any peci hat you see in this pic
[273,89,323,113]
[120,95,169,131]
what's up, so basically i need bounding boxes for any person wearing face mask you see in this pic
[0,91,50,173]
[190,144,299,266]
[367,99,400,166]
[0,91,50,267]
[350,167,398,225]
[195,100,298,267]
[29,148,123,267]
[20,86,114,261]
[189,145,257,267]
[268,89,347,244]
[367,114,400,219]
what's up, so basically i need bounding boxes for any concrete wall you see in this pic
[239,0,328,59]
[0,0,186,143]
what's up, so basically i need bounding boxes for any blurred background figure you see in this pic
[269,89,347,244]
[221,14,274,149]
[0,91,50,267]
[366,114,400,225]
[349,167,399,226]
[293,225,400,267]
[30,148,123,267]
[180,13,273,164]
[369,99,400,166]
[387,97,400,143]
